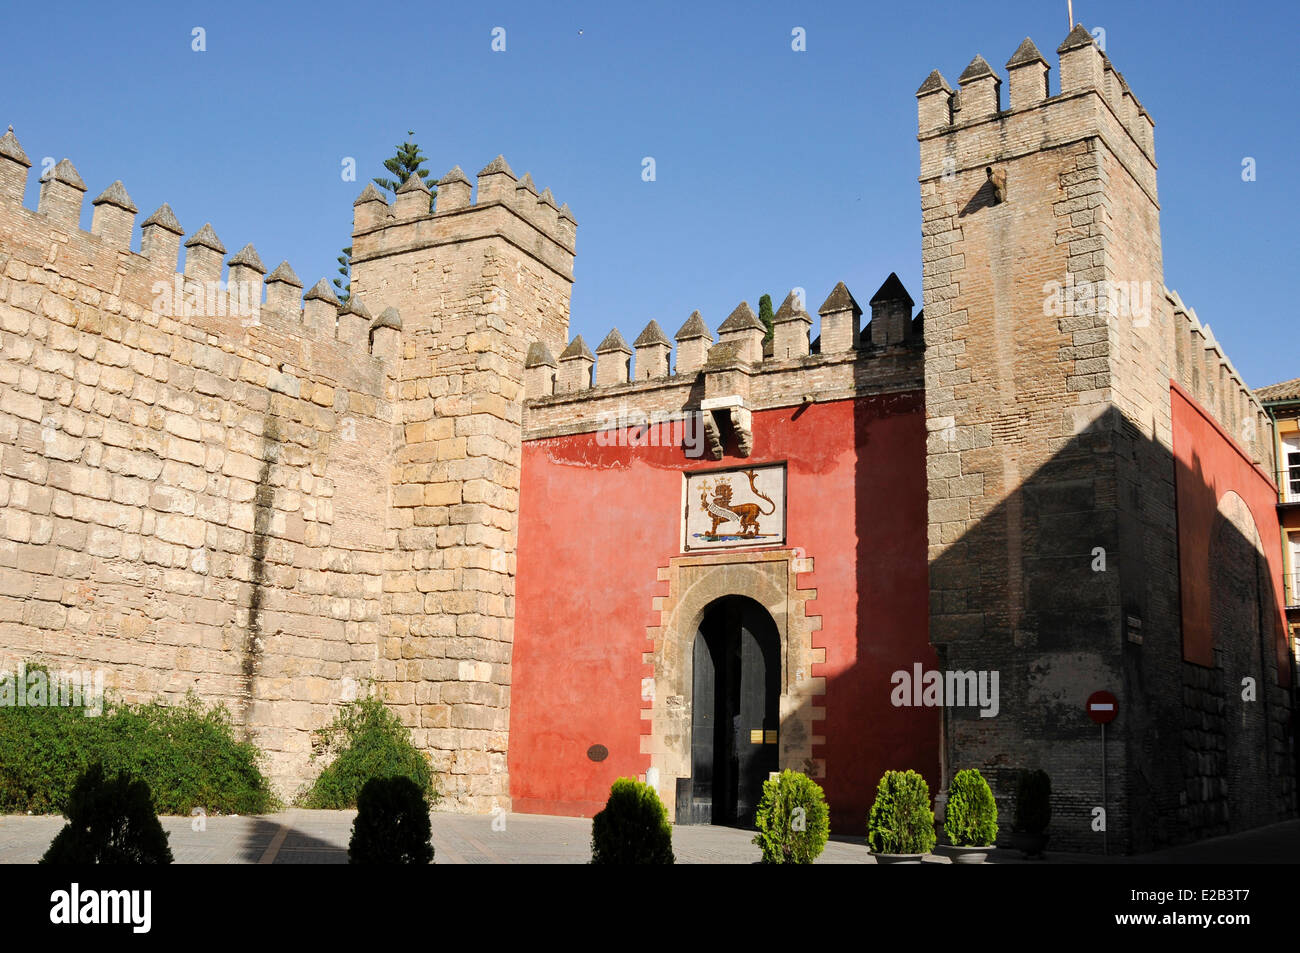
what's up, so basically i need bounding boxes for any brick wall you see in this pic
[919,29,1294,852]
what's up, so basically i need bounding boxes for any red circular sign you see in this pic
[1086,690,1118,724]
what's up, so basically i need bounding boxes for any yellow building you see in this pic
[1258,378,1300,652]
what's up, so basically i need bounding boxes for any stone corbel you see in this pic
[699,395,753,459]
[701,411,723,460]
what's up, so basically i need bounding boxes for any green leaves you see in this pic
[301,695,436,809]
[335,245,352,303]
[0,673,275,816]
[943,768,998,847]
[752,769,830,864]
[374,135,438,211]
[758,293,774,347]
[339,132,442,300]
[867,769,936,855]
[590,777,674,864]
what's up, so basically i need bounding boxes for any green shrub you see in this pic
[0,668,275,816]
[866,769,936,855]
[302,696,435,809]
[752,770,830,864]
[41,763,173,864]
[1015,769,1051,835]
[590,777,674,864]
[943,768,998,847]
[348,776,434,864]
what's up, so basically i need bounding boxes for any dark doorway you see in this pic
[681,596,780,827]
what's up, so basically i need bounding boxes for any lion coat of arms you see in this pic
[697,469,777,538]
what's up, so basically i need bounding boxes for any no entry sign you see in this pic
[1087,690,1118,724]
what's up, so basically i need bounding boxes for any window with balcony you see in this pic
[1290,536,1300,608]
[1285,439,1300,503]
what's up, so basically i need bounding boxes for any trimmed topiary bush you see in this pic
[0,670,275,816]
[867,769,936,855]
[41,763,173,864]
[1015,769,1051,835]
[943,768,998,847]
[348,776,434,864]
[590,777,674,864]
[302,696,436,809]
[752,769,830,864]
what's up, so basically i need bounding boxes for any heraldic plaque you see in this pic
[683,464,786,552]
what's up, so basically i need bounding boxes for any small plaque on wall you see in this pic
[683,464,786,552]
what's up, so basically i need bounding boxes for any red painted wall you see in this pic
[1171,382,1290,685]
[510,393,939,830]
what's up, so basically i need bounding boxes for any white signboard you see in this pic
[683,464,786,552]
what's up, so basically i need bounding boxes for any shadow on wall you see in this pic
[833,386,937,834]
[927,404,1296,855]
[695,387,937,837]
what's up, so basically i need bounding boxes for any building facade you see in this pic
[1257,379,1300,665]
[0,24,1294,853]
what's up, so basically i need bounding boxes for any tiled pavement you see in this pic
[1,810,1296,864]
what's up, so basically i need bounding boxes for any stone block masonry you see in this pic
[0,137,582,811]
[348,157,576,812]
[0,20,1290,850]
[0,132,399,798]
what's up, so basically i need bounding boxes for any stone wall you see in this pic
[0,24,1289,840]
[0,134,398,797]
[918,27,1292,853]
[348,159,576,812]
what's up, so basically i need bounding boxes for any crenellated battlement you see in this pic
[521,275,925,445]
[2,25,1290,838]
[917,27,1295,854]
[0,128,410,797]
[0,129,403,374]
[918,25,1157,202]
[1169,287,1273,471]
[348,155,576,291]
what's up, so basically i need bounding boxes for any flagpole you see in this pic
[1068,1,1075,29]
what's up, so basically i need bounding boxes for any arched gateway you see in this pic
[684,596,781,826]
[642,550,824,824]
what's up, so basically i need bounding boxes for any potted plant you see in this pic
[590,777,674,864]
[348,776,435,864]
[938,768,998,864]
[866,769,936,863]
[752,770,830,864]
[41,763,173,864]
[1014,769,1051,859]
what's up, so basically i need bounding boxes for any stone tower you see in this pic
[919,27,1197,851]
[348,157,576,811]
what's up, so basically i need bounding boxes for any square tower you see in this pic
[349,158,575,811]
[918,27,1178,852]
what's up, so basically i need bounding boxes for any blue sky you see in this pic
[6,0,1297,387]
